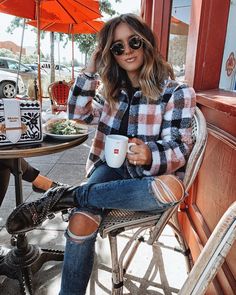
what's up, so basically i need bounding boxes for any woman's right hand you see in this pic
[127,138,152,166]
[85,48,100,74]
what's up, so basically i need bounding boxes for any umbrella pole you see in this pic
[36,0,42,105]
[15,19,26,98]
[72,33,74,81]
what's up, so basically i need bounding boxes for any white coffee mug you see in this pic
[105,134,135,168]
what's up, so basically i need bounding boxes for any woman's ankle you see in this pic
[32,175,53,191]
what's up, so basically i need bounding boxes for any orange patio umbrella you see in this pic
[27,19,104,80]
[0,0,102,103]
[28,19,104,34]
[0,0,101,23]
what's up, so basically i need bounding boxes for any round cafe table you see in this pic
[0,135,88,295]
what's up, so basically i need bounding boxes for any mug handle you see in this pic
[127,142,136,154]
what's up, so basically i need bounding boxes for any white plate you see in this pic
[43,127,95,140]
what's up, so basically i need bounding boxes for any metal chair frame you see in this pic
[99,107,208,294]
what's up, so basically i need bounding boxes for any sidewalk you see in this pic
[0,112,188,294]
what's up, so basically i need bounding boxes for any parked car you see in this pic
[40,62,72,80]
[0,69,25,98]
[0,57,37,89]
[0,57,51,98]
[68,66,83,74]
[24,63,48,74]
[24,63,38,71]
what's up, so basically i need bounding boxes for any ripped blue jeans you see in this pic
[59,163,176,295]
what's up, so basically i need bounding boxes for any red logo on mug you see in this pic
[114,148,119,154]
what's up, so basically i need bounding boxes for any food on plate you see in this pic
[44,119,88,135]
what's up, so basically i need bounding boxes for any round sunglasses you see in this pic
[110,35,143,56]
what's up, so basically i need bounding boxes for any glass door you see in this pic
[167,0,192,81]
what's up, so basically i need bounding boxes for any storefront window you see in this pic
[168,0,192,81]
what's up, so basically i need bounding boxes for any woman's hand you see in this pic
[85,47,100,74]
[127,138,152,166]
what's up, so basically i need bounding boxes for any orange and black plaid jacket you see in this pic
[68,73,196,179]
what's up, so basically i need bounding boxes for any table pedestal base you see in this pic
[0,234,64,295]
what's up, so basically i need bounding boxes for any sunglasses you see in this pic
[110,35,143,56]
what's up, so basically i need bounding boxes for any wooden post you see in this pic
[36,0,42,105]
[72,32,74,81]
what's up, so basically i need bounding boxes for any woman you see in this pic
[6,14,196,294]
[0,158,57,206]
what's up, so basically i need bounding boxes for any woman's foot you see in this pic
[32,180,62,193]
[32,175,57,193]
[6,185,77,234]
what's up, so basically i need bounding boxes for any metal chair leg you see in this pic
[109,234,124,295]
[169,211,193,271]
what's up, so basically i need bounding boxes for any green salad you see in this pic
[46,119,88,135]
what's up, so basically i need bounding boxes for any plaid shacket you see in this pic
[68,73,196,179]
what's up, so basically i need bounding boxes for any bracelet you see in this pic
[83,71,96,78]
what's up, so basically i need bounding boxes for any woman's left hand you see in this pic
[127,138,152,166]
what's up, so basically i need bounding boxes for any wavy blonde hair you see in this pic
[96,13,174,107]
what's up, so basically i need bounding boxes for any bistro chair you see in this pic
[48,80,70,114]
[178,201,236,295]
[99,107,208,294]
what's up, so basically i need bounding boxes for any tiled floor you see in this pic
[0,103,188,294]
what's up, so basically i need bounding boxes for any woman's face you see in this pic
[111,22,144,82]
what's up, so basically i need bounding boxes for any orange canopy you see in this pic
[0,0,102,23]
[27,19,104,34]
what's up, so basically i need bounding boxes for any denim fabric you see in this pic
[59,163,174,295]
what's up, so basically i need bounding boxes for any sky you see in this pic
[0,0,141,65]
[172,0,192,24]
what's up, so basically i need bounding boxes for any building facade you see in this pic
[0,40,26,55]
[141,0,236,294]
